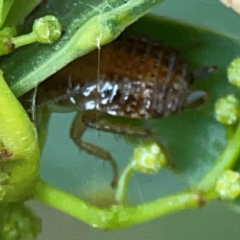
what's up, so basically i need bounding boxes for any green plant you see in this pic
[1,0,240,238]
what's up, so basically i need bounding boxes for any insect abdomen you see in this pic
[70,38,191,118]
[38,37,191,119]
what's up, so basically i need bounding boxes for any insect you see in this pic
[36,37,211,187]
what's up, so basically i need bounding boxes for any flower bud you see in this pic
[215,94,239,125]
[131,141,167,174]
[33,15,62,44]
[228,58,240,88]
[216,170,240,200]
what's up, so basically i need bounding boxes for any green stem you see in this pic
[12,32,37,48]
[112,190,202,229]
[33,179,203,230]
[224,124,237,142]
[115,163,134,204]
[198,121,240,193]
[32,179,113,229]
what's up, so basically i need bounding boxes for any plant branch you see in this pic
[198,121,240,194]
[33,179,203,230]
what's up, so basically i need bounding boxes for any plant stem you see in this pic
[33,179,202,230]
[115,163,134,204]
[224,124,237,141]
[198,121,240,194]
[12,32,37,48]
[110,190,202,229]
[33,179,112,229]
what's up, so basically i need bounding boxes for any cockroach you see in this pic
[36,36,213,187]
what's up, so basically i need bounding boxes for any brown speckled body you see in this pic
[37,37,191,119]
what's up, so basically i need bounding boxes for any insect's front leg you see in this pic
[70,111,119,188]
[185,90,208,109]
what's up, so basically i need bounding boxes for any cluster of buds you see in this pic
[216,170,240,200]
[214,58,240,200]
[215,94,240,125]
[131,141,167,174]
[215,58,240,126]
[115,141,167,204]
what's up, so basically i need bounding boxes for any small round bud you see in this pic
[216,170,240,200]
[1,203,42,239]
[33,15,62,44]
[131,141,167,174]
[228,58,240,88]
[214,94,240,125]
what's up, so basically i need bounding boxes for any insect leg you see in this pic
[193,66,217,79]
[82,112,151,137]
[185,90,208,108]
[70,111,119,188]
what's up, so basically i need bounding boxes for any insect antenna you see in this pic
[192,66,217,80]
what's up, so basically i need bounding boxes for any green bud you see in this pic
[0,203,42,240]
[215,94,240,125]
[216,170,240,200]
[131,141,167,174]
[33,15,62,44]
[228,58,240,88]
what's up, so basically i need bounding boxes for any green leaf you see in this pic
[0,0,15,28]
[0,0,164,97]
[3,0,42,27]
